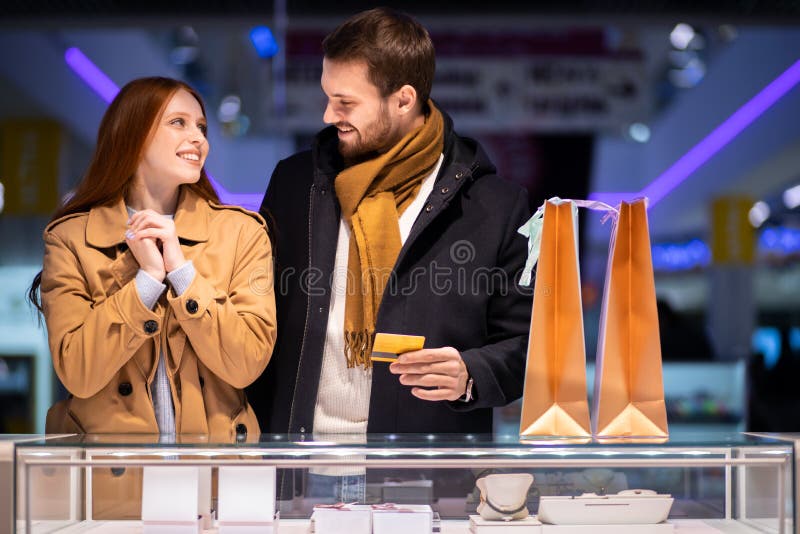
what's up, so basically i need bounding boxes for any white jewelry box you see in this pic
[141,466,202,534]
[372,503,433,534]
[537,491,674,525]
[312,504,372,534]
[540,524,674,533]
[217,466,277,533]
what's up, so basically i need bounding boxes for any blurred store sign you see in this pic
[651,228,800,273]
[652,239,711,272]
[0,119,61,215]
[759,226,800,256]
[440,57,645,132]
[284,29,645,133]
[284,57,645,132]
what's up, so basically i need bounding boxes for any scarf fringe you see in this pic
[344,329,375,369]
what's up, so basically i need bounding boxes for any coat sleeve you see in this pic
[167,217,277,389]
[452,187,533,410]
[41,230,162,399]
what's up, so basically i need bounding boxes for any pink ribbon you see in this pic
[371,503,415,513]
[315,502,358,510]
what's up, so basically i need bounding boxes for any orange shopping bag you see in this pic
[518,199,590,437]
[593,198,668,439]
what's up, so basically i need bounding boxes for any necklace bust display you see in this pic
[476,473,534,521]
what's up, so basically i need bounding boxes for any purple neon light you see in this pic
[205,172,263,210]
[64,47,260,209]
[591,58,800,208]
[64,47,120,103]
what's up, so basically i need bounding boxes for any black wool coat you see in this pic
[247,112,533,435]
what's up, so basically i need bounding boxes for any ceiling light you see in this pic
[748,201,770,228]
[670,23,696,50]
[218,95,241,122]
[782,183,800,209]
[250,26,279,59]
[628,122,651,143]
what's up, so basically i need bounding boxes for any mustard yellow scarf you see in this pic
[335,102,444,369]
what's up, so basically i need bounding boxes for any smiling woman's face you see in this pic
[135,88,209,192]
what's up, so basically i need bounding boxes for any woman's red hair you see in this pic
[29,77,219,310]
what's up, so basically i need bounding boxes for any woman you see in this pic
[29,77,276,441]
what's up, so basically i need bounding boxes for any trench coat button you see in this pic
[144,320,158,334]
[235,423,247,437]
[110,467,126,477]
[425,204,433,213]
[186,299,199,314]
[455,171,464,180]
[118,382,133,396]
[440,186,449,194]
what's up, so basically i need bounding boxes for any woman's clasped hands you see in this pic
[125,210,187,281]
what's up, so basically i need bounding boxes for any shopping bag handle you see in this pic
[569,199,619,224]
[517,197,621,286]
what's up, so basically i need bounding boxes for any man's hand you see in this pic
[389,346,469,401]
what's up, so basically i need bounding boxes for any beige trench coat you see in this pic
[39,187,277,518]
[41,186,276,440]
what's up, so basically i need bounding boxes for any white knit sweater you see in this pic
[313,155,444,439]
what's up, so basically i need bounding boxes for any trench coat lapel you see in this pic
[86,187,211,249]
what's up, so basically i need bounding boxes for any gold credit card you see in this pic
[370,333,425,362]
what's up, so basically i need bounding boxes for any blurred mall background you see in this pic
[0,1,799,435]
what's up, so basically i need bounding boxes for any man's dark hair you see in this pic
[323,7,435,112]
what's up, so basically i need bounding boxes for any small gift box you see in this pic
[371,503,433,534]
[312,503,372,534]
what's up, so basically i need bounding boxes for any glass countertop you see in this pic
[5,430,796,451]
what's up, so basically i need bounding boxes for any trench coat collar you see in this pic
[85,186,211,248]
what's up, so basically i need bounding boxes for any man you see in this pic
[249,7,531,440]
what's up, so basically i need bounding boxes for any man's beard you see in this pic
[338,105,397,165]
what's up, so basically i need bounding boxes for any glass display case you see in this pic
[1,430,797,533]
